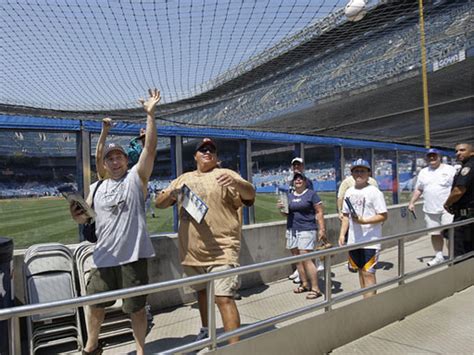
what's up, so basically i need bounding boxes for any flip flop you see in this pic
[306,290,323,299]
[293,285,310,294]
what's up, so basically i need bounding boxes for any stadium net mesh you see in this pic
[1,0,472,137]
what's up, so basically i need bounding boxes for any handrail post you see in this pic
[448,227,455,265]
[8,316,14,355]
[398,239,405,285]
[207,280,217,350]
[324,256,332,312]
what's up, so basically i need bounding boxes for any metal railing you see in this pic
[1,218,472,354]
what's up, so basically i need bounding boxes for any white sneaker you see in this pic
[317,263,324,272]
[288,269,299,280]
[293,275,301,284]
[196,327,209,341]
[196,346,211,354]
[427,255,444,267]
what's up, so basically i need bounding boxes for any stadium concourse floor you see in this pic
[93,235,472,355]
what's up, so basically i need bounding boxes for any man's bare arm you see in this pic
[136,89,161,190]
[96,118,112,180]
[444,186,467,211]
[408,189,422,212]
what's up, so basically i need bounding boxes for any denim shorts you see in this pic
[286,229,316,250]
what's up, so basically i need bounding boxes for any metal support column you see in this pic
[294,143,303,160]
[398,239,405,285]
[392,151,399,205]
[207,281,217,350]
[369,148,375,172]
[77,127,91,198]
[171,136,183,232]
[334,146,343,200]
[239,139,254,224]
[324,257,332,312]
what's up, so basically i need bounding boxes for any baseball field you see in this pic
[0,192,409,248]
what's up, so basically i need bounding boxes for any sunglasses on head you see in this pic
[197,146,216,154]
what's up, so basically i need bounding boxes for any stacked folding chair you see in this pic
[74,242,133,345]
[23,243,83,354]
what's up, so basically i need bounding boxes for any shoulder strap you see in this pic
[91,179,105,209]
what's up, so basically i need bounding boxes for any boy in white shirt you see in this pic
[338,159,388,298]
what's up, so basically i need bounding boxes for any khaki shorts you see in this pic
[86,259,149,314]
[183,264,240,297]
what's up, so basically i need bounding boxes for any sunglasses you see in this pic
[352,169,369,174]
[197,146,216,154]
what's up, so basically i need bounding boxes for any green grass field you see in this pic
[0,192,410,248]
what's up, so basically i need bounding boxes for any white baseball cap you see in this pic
[291,157,304,165]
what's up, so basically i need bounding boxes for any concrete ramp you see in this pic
[333,285,474,354]
[100,235,473,354]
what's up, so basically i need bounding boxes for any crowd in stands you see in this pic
[0,178,173,199]
[0,158,425,198]
[253,160,420,193]
[0,182,59,199]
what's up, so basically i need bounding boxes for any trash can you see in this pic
[0,237,14,355]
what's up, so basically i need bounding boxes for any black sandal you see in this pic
[293,285,310,294]
[306,290,323,299]
[82,342,103,355]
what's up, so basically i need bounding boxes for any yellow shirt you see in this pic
[167,168,254,266]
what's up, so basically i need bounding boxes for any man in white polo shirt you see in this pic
[408,148,456,266]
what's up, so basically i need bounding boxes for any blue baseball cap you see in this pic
[351,159,371,171]
[292,172,307,181]
[426,148,441,156]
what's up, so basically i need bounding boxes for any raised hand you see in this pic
[138,88,161,115]
[216,173,235,187]
[102,117,112,133]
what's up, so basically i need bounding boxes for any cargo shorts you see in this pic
[182,264,240,297]
[86,258,149,314]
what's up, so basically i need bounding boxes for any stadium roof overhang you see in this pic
[252,58,474,149]
[1,59,471,150]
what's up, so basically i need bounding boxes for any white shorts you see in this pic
[286,229,316,250]
[424,212,453,235]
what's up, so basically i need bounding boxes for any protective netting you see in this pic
[2,0,349,110]
[1,0,473,147]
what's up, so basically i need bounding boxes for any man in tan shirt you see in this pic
[155,138,255,344]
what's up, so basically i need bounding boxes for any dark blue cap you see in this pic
[351,159,371,171]
[426,148,441,156]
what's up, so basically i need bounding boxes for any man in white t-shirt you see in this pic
[69,89,161,355]
[338,159,388,298]
[408,148,455,266]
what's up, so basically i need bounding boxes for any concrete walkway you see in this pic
[97,235,472,354]
[332,286,474,354]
